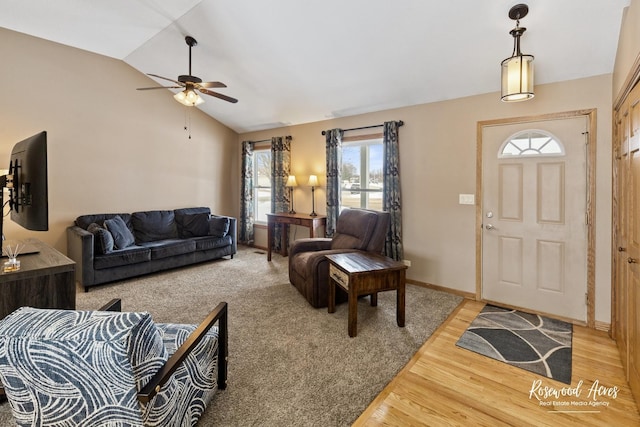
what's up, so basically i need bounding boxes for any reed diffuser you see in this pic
[3,241,24,272]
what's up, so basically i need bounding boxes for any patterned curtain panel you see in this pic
[383,121,404,260]
[239,141,255,244]
[325,128,343,237]
[270,136,292,252]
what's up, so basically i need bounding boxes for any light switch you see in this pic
[459,194,475,205]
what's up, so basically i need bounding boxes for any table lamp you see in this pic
[307,175,318,217]
[286,175,298,214]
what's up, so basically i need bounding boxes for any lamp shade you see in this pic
[286,175,298,187]
[501,54,534,102]
[174,88,204,106]
[500,4,534,102]
[307,175,319,187]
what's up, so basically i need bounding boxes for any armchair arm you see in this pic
[137,302,228,403]
[98,299,122,312]
[289,238,332,258]
[67,225,95,291]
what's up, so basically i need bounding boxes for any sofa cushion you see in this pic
[193,235,233,251]
[208,216,230,238]
[87,222,114,254]
[331,209,378,250]
[139,239,196,260]
[179,213,210,238]
[132,210,178,243]
[93,246,151,270]
[174,207,211,237]
[104,215,136,249]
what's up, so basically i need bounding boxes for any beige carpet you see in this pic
[0,246,462,426]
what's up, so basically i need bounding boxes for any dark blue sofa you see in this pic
[67,207,236,291]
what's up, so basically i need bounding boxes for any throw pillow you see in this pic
[131,210,178,243]
[181,213,210,238]
[104,215,135,249]
[209,216,230,238]
[87,222,114,254]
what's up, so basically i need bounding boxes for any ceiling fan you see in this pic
[137,35,238,105]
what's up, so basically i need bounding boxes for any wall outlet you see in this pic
[403,259,411,267]
[459,194,475,205]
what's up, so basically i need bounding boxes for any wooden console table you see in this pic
[326,251,407,337]
[266,213,326,261]
[0,238,76,319]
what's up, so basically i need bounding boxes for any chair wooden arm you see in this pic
[137,302,228,404]
[98,298,122,312]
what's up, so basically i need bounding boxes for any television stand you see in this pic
[0,238,76,319]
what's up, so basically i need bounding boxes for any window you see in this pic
[498,130,564,158]
[341,138,383,210]
[254,147,271,223]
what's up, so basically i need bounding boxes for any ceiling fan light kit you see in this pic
[501,3,534,102]
[137,35,238,105]
[174,84,204,106]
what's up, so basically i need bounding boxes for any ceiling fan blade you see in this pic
[147,73,184,86]
[137,86,181,90]
[199,88,238,103]
[198,81,227,89]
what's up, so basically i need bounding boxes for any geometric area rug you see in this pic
[456,304,573,384]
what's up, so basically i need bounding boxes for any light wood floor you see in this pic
[354,299,640,426]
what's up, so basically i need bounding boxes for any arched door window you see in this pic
[498,130,565,158]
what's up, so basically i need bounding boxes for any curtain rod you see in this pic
[321,120,403,136]
[253,135,292,143]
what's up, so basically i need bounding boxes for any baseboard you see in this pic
[595,320,611,333]
[406,278,475,299]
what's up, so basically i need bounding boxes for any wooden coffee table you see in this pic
[326,251,408,337]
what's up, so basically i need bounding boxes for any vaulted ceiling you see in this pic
[0,0,629,133]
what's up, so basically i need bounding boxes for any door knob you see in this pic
[628,257,638,264]
[485,224,495,230]
[619,247,627,252]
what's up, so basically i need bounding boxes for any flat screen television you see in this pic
[0,131,49,239]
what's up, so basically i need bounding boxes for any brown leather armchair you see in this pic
[288,208,390,308]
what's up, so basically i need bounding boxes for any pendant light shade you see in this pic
[501,4,534,102]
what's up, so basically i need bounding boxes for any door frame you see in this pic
[476,109,597,327]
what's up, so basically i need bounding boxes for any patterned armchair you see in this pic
[0,299,227,426]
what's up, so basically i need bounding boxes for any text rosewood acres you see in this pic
[529,379,619,405]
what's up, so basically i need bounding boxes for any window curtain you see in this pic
[324,128,343,237]
[270,136,292,252]
[239,140,255,245]
[383,121,403,260]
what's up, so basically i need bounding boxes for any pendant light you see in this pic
[501,4,534,102]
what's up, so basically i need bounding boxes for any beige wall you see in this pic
[0,28,239,252]
[613,0,640,100]
[240,74,613,323]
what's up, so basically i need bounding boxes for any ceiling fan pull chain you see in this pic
[183,106,190,140]
[183,106,192,140]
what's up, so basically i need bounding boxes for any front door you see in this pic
[481,116,588,321]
